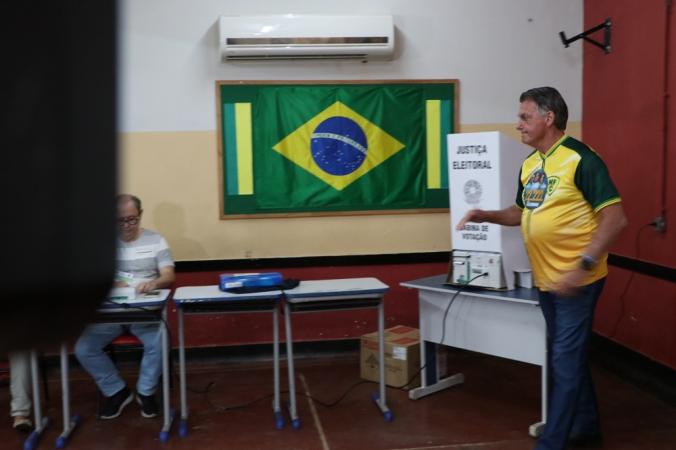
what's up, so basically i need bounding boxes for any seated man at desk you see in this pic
[75,194,175,419]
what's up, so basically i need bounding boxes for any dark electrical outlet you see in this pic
[654,217,666,233]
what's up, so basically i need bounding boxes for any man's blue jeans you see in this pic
[535,277,605,450]
[75,323,162,397]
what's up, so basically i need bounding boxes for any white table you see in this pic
[172,286,284,437]
[282,278,391,430]
[401,274,548,437]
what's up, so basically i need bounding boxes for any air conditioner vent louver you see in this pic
[227,54,370,61]
[219,15,394,62]
[226,37,389,46]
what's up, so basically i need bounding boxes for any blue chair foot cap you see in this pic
[55,437,66,449]
[292,418,301,430]
[179,418,188,438]
[275,411,285,429]
[159,430,169,442]
[24,432,39,450]
[73,413,82,426]
[384,410,394,421]
[371,392,380,402]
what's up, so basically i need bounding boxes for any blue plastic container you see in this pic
[219,272,283,291]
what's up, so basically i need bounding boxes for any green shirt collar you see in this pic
[540,134,569,159]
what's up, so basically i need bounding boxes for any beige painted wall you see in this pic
[119,122,581,261]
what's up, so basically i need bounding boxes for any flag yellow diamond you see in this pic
[272,101,405,191]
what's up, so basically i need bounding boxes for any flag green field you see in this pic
[219,81,456,217]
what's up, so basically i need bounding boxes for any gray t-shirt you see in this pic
[115,229,174,288]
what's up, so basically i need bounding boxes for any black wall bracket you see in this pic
[559,18,611,54]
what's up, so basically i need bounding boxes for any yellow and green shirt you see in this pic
[515,135,621,291]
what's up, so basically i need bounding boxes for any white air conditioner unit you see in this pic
[218,14,394,62]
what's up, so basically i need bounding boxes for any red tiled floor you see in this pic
[1,351,675,449]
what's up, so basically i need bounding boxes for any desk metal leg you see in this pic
[284,303,301,430]
[56,343,81,448]
[409,289,465,400]
[159,310,176,442]
[408,341,464,400]
[370,300,392,421]
[24,350,50,450]
[272,306,284,429]
[529,348,548,437]
[178,308,189,437]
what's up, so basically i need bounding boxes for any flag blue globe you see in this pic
[310,116,368,176]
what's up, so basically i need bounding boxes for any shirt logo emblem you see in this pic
[524,170,547,210]
[546,176,560,196]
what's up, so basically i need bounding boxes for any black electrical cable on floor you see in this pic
[205,381,374,411]
[389,271,489,390]
[201,272,492,411]
[205,384,276,411]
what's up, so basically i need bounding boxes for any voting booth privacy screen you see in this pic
[448,132,532,290]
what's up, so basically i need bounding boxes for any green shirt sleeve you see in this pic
[574,150,621,210]
[515,166,525,209]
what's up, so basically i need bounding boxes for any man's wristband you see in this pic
[579,254,598,271]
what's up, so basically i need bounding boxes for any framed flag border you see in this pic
[217,79,458,219]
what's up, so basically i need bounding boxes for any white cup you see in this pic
[514,269,533,289]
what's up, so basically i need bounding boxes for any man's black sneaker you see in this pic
[136,393,160,418]
[99,386,133,419]
[566,433,603,448]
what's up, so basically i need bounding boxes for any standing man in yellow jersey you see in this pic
[456,87,627,450]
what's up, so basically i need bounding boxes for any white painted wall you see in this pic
[117,0,583,261]
[119,0,583,133]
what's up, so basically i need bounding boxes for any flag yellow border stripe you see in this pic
[235,103,253,195]
[426,100,441,189]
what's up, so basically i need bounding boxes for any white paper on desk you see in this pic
[393,346,407,361]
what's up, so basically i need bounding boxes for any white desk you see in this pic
[172,286,284,437]
[401,274,547,437]
[282,278,391,430]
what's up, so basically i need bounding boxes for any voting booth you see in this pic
[447,132,532,290]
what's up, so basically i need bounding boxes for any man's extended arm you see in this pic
[455,205,522,231]
[136,266,175,294]
[557,202,627,297]
[581,203,628,263]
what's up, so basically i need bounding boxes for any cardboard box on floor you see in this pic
[360,325,448,390]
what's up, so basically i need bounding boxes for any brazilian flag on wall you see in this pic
[219,81,455,218]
